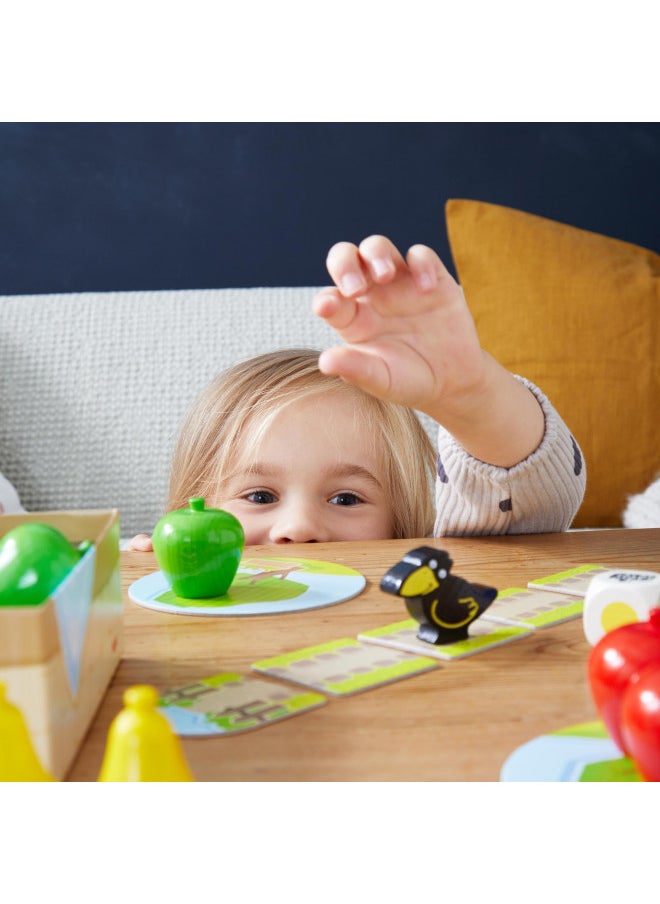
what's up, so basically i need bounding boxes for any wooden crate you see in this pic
[0,510,123,779]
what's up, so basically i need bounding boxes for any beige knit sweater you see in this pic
[434,378,586,536]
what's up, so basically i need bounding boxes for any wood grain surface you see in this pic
[66,528,660,782]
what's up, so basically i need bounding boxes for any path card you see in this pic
[158,672,326,736]
[527,564,610,597]
[358,617,532,661]
[252,637,440,695]
[486,586,584,628]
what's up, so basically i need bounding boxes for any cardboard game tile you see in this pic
[158,673,326,736]
[527,564,610,597]
[501,720,643,782]
[252,637,440,695]
[358,617,532,660]
[129,556,366,617]
[485,586,584,628]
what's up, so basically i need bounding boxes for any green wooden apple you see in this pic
[0,523,90,607]
[152,497,245,599]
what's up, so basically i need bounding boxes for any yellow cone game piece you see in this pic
[0,683,56,781]
[98,685,194,782]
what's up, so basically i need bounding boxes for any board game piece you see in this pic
[588,608,660,755]
[583,568,660,645]
[527,564,610,597]
[485,586,583,629]
[358,617,532,661]
[0,510,122,780]
[500,721,643,782]
[620,660,660,781]
[129,556,366,616]
[0,522,91,607]
[98,685,194,782]
[152,497,244,598]
[252,637,440,695]
[158,673,326,736]
[0,682,55,781]
[380,546,497,645]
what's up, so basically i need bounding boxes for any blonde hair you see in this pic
[167,348,436,539]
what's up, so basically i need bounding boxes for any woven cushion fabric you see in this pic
[0,287,344,538]
[446,199,660,528]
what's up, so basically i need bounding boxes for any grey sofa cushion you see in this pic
[1,286,437,539]
[0,287,336,537]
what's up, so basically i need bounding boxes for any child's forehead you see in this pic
[230,387,378,466]
[274,387,373,428]
[250,382,370,421]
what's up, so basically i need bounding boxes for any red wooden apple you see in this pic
[621,662,660,781]
[587,608,660,754]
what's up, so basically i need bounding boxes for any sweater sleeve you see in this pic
[433,377,586,537]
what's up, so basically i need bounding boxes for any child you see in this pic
[131,235,585,548]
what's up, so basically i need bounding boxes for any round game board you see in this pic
[128,555,366,616]
[500,720,643,782]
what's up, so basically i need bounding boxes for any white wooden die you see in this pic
[583,569,660,645]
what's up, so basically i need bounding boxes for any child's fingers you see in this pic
[357,235,406,283]
[326,241,369,297]
[326,236,407,297]
[406,244,454,294]
[312,287,359,331]
[129,533,153,551]
[318,346,391,399]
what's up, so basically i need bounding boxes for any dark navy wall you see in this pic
[1,122,658,295]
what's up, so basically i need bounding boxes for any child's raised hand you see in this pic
[312,236,488,423]
[313,235,545,468]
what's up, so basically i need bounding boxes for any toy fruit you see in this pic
[620,662,660,781]
[587,607,660,754]
[152,497,244,598]
[0,523,90,607]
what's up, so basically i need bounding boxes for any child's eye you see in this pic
[244,490,277,505]
[329,492,363,507]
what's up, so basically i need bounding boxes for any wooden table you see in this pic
[67,528,660,781]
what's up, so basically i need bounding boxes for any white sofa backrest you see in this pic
[1,287,436,538]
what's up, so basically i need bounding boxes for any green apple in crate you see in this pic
[152,497,245,598]
[0,523,91,607]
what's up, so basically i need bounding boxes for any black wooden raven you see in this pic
[380,546,498,645]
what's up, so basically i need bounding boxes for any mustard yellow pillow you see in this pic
[445,199,659,528]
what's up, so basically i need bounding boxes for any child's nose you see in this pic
[268,500,330,544]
